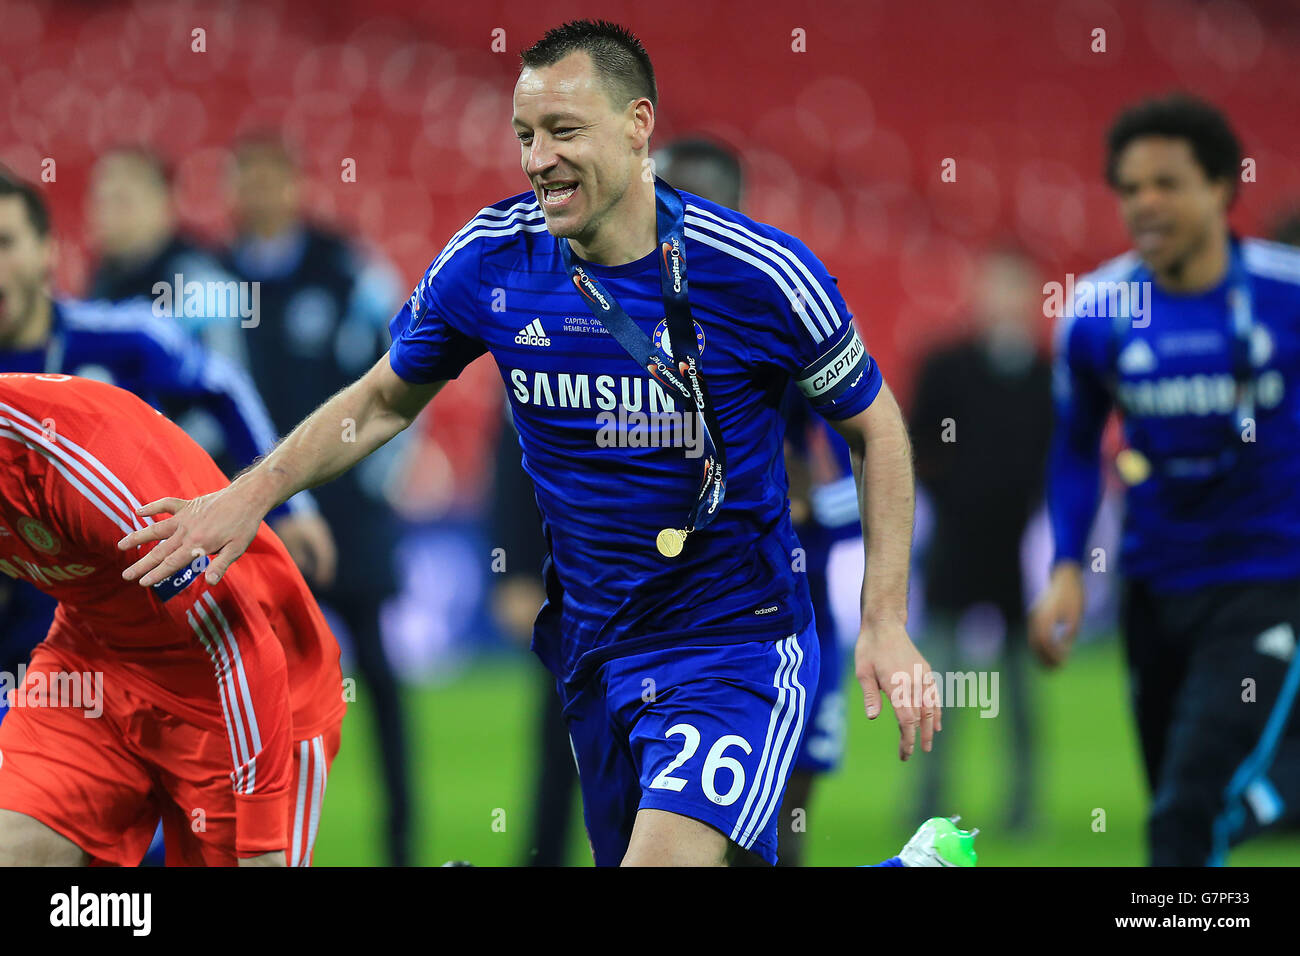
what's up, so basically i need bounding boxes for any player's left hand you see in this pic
[270,512,337,589]
[854,621,941,762]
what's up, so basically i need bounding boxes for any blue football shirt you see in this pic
[389,185,881,684]
[1,298,310,519]
[1050,237,1300,591]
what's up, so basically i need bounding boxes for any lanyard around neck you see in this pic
[1112,238,1255,478]
[555,179,726,557]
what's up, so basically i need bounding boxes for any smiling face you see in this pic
[1112,136,1231,278]
[512,50,653,248]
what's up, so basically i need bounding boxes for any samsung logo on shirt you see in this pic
[510,370,680,412]
[0,555,96,586]
[1117,371,1284,418]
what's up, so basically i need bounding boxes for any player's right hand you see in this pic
[117,482,265,588]
[1028,562,1085,669]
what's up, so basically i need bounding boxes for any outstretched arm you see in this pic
[118,355,445,587]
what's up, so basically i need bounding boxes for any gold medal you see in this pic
[1115,448,1152,486]
[656,528,687,558]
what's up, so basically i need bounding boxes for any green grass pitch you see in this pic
[313,637,1300,866]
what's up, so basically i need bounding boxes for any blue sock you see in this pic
[865,856,905,867]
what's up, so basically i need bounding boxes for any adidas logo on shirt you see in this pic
[1255,623,1296,662]
[515,319,551,347]
[1117,339,1157,375]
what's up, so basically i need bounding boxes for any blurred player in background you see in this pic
[118,20,945,867]
[654,137,856,866]
[910,246,1050,831]
[225,135,414,866]
[86,146,247,368]
[0,172,332,726]
[653,138,743,212]
[0,373,344,866]
[1032,95,1300,865]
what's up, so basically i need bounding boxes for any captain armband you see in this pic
[795,324,876,417]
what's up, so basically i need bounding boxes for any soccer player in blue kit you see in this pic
[118,20,950,866]
[652,137,878,864]
[1031,95,1300,865]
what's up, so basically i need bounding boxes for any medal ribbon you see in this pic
[556,179,727,550]
[1111,237,1256,481]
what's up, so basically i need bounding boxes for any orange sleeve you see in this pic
[155,564,294,858]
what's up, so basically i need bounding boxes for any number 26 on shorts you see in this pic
[649,723,753,806]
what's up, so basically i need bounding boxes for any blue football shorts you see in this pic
[559,621,820,865]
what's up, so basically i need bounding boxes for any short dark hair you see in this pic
[655,138,743,209]
[0,170,50,237]
[1105,94,1242,198]
[521,20,657,109]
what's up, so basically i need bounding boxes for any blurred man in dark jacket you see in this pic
[87,147,247,365]
[910,246,1052,830]
[225,135,414,866]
